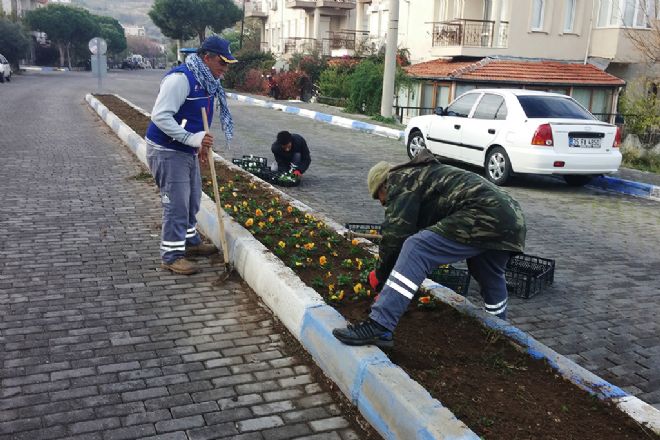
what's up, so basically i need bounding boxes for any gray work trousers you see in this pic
[370,230,511,331]
[147,146,202,263]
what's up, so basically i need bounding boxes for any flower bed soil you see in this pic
[95,94,658,440]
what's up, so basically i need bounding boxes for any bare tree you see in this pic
[623,1,660,64]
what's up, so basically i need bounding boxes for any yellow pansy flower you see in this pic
[319,256,327,266]
[245,218,254,227]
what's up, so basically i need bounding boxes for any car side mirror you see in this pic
[434,106,445,116]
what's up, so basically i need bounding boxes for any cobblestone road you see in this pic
[107,70,660,409]
[0,72,367,439]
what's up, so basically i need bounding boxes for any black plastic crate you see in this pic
[345,223,382,235]
[505,254,555,299]
[429,265,471,296]
[232,155,268,171]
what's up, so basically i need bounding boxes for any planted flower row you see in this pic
[202,170,438,307]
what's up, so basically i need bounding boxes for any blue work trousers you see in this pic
[147,146,202,263]
[370,230,511,331]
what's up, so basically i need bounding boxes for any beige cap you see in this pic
[367,161,392,199]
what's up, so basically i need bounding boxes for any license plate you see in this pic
[569,137,601,148]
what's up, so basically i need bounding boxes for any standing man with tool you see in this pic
[145,35,237,275]
[333,150,526,347]
[271,131,311,179]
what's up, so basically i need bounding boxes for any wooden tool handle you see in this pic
[201,107,230,265]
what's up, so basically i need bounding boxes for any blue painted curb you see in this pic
[226,92,405,140]
[590,175,660,201]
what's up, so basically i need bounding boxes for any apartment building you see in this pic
[247,0,657,119]
[369,0,657,121]
[246,0,358,56]
[1,0,47,17]
[122,24,146,37]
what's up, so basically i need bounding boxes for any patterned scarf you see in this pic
[185,53,233,142]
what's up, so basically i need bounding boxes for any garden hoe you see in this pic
[201,107,234,281]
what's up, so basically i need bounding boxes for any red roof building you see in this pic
[397,57,625,124]
[405,58,625,87]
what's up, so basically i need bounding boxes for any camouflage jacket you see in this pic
[376,150,526,282]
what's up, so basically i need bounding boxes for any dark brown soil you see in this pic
[94,94,659,440]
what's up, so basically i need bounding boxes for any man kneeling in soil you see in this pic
[333,150,526,347]
[271,131,311,179]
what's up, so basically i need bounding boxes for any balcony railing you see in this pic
[327,31,356,50]
[286,0,355,8]
[284,37,320,54]
[432,19,509,48]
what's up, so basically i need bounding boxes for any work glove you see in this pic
[368,270,379,290]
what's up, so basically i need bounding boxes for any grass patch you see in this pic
[622,149,660,173]
[132,171,153,181]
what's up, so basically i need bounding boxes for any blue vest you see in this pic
[146,65,215,155]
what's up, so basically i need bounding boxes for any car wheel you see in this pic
[0,74,4,83]
[485,147,512,186]
[407,130,427,159]
[563,175,593,187]
[5,73,10,82]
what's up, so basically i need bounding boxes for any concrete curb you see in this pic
[20,66,70,72]
[227,92,659,202]
[226,92,405,140]
[86,93,660,438]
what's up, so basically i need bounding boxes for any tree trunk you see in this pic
[66,43,72,70]
[58,43,65,67]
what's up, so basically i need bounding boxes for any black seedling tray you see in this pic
[429,265,471,296]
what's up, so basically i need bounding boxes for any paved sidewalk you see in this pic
[0,74,365,439]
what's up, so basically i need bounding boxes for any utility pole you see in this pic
[239,0,246,49]
[380,0,399,118]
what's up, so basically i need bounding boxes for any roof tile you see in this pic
[405,58,625,86]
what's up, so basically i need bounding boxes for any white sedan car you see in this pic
[404,89,622,186]
[0,53,11,83]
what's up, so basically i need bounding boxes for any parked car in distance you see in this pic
[404,89,622,186]
[0,53,12,83]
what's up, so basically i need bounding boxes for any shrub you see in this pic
[618,78,660,135]
[346,59,384,115]
[243,68,269,94]
[273,70,309,100]
[318,66,352,99]
[290,52,327,84]
[223,48,275,89]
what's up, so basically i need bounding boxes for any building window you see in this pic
[564,0,576,32]
[531,0,545,30]
[597,0,653,28]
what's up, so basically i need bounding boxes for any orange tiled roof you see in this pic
[405,58,625,86]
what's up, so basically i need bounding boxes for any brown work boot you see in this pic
[161,258,199,275]
[185,243,219,257]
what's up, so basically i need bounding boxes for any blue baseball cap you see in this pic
[200,35,238,63]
